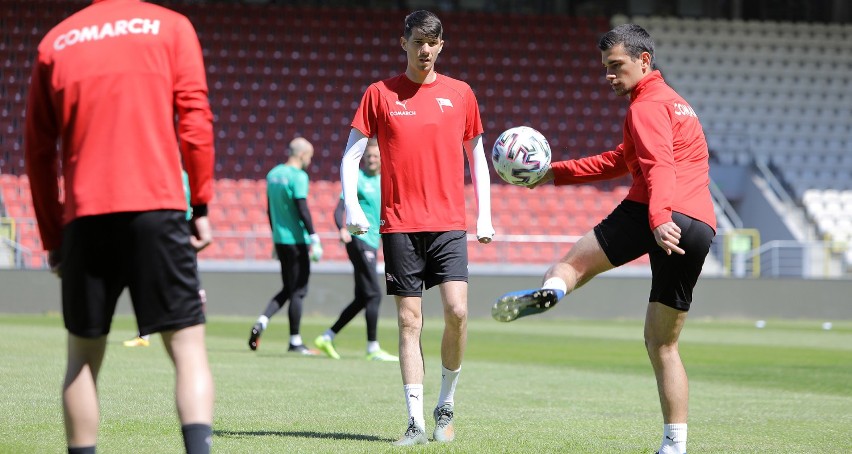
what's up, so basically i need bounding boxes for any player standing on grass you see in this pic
[248,137,323,355]
[340,10,495,446]
[314,139,398,362]
[492,24,715,454]
[24,0,215,452]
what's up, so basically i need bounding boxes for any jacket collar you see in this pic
[631,70,663,102]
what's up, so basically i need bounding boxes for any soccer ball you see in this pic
[491,126,552,186]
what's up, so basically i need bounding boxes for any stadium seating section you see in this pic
[635,15,852,263]
[641,17,851,194]
[1,2,850,267]
[1,173,633,267]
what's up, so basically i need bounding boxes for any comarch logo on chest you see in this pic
[390,99,416,116]
[54,18,161,51]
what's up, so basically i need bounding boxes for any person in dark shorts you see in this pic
[24,1,216,452]
[493,24,716,454]
[313,139,398,362]
[247,137,323,355]
[124,170,203,348]
[340,10,495,445]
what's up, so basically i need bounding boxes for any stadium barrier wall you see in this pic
[2,269,851,320]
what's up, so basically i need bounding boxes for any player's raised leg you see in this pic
[492,230,613,322]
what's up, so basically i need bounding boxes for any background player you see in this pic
[248,137,323,355]
[314,138,398,362]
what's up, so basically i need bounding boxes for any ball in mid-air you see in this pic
[492,126,552,186]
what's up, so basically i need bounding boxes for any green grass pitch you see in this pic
[1,314,850,453]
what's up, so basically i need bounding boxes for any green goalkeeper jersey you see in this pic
[267,164,311,245]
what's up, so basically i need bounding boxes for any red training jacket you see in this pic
[24,0,215,250]
[551,70,716,231]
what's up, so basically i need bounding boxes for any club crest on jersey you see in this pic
[436,98,453,112]
[391,99,416,116]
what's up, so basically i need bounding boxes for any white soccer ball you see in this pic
[491,126,552,186]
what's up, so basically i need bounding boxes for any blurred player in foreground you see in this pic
[341,10,494,446]
[25,0,215,452]
[493,24,716,454]
[314,138,398,362]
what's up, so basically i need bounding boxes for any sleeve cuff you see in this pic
[190,204,208,217]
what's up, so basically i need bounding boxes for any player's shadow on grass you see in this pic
[214,429,391,442]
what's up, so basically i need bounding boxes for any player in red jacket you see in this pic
[493,24,715,454]
[25,1,215,452]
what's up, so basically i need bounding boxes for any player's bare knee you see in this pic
[397,311,423,334]
[443,303,467,325]
[644,333,678,356]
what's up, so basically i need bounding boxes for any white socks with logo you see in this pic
[437,366,460,408]
[659,423,687,454]
[403,384,425,429]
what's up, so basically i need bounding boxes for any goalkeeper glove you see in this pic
[309,233,323,262]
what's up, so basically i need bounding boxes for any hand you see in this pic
[345,205,370,235]
[476,219,495,244]
[526,167,554,189]
[48,249,62,277]
[653,221,685,255]
[309,233,323,262]
[189,216,213,252]
[339,228,352,244]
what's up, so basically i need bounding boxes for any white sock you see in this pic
[542,277,568,299]
[290,334,303,346]
[366,341,380,354]
[323,329,335,341]
[140,334,150,341]
[437,366,461,407]
[256,315,269,330]
[403,384,425,429]
[659,423,687,454]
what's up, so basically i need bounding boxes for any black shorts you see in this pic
[346,238,381,299]
[593,200,715,311]
[382,230,468,297]
[274,243,311,295]
[61,210,205,338]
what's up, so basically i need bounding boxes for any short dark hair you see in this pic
[403,10,442,40]
[598,24,656,68]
